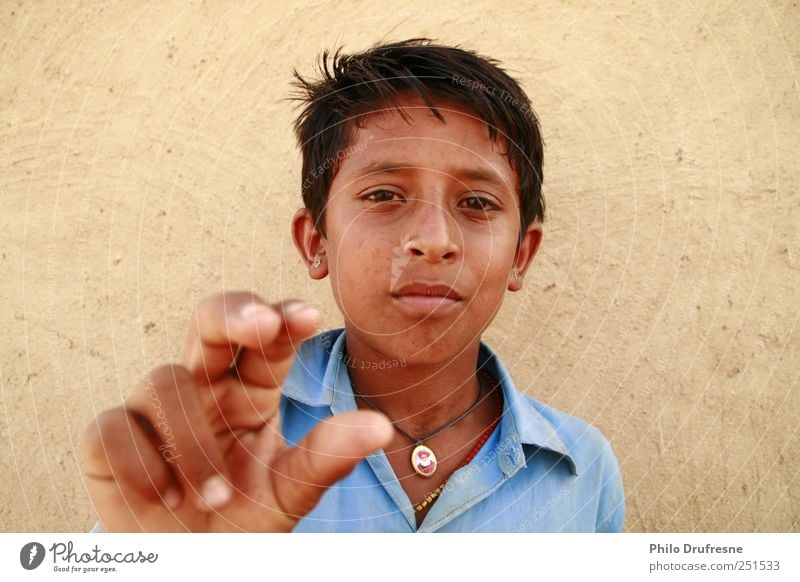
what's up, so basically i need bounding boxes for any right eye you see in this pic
[362,189,401,203]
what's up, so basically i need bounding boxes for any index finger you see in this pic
[180,292,321,387]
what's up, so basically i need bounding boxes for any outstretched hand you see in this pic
[83,292,392,531]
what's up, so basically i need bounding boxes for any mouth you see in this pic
[390,282,463,316]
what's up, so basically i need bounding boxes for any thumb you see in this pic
[269,410,393,523]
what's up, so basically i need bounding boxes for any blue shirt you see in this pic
[90,328,624,533]
[281,328,624,532]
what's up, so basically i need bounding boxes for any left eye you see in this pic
[363,190,399,203]
[463,196,498,211]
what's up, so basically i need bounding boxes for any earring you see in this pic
[512,269,520,280]
[313,257,321,268]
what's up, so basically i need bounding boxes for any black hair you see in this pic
[291,38,544,247]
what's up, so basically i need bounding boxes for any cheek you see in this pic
[466,233,514,275]
[328,239,387,306]
[466,240,514,304]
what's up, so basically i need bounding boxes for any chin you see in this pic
[386,331,470,364]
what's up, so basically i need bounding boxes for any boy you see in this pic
[84,38,624,532]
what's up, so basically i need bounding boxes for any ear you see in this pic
[508,222,543,292]
[291,208,328,280]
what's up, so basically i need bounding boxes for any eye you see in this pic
[462,194,500,212]
[362,189,401,203]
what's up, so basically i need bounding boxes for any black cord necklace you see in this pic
[349,369,491,478]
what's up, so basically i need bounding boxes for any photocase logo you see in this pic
[19,542,45,570]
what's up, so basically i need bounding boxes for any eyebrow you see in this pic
[350,161,511,189]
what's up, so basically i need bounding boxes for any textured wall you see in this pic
[1,0,798,532]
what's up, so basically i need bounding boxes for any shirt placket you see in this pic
[415,381,526,532]
[328,350,419,531]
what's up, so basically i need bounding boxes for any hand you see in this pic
[82,292,392,531]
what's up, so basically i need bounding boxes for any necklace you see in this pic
[349,369,492,478]
[415,385,503,513]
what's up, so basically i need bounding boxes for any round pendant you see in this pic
[411,444,438,477]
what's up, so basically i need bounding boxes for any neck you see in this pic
[342,333,482,435]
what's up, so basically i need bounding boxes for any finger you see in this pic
[180,292,322,387]
[181,291,273,381]
[233,298,323,387]
[198,375,282,435]
[83,408,182,525]
[126,364,232,512]
[267,411,393,524]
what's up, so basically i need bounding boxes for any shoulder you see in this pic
[520,393,625,531]
[517,393,625,531]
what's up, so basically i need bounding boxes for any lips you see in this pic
[390,281,463,317]
[390,282,463,300]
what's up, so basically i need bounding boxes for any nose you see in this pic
[401,199,460,263]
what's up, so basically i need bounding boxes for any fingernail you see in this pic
[163,486,182,509]
[284,302,321,324]
[283,301,309,316]
[200,474,232,509]
[239,302,278,326]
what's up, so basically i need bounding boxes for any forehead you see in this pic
[336,93,518,189]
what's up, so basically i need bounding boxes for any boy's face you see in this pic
[293,93,541,363]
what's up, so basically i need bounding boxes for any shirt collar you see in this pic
[283,328,579,475]
[479,336,579,476]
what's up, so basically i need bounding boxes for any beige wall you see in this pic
[1,0,798,532]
